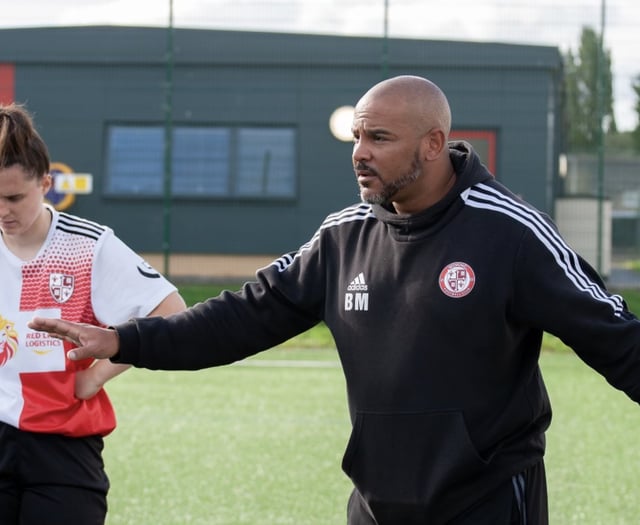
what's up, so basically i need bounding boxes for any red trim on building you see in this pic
[450,129,497,176]
[0,63,15,104]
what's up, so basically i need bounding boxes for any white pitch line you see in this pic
[233,359,341,369]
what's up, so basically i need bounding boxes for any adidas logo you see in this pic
[345,272,369,311]
[347,272,368,292]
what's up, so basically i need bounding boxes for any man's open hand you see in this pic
[28,317,120,361]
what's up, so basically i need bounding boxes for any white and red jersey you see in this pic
[0,206,177,437]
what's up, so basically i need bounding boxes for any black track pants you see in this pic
[347,460,548,525]
[0,422,109,525]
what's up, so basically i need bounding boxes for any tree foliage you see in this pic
[562,26,615,152]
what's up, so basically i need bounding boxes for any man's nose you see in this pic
[352,140,371,163]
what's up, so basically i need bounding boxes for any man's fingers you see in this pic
[29,317,72,335]
[30,318,85,343]
[29,318,119,361]
[29,317,85,356]
[68,347,90,361]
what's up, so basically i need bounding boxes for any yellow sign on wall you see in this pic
[45,162,94,211]
[54,173,93,194]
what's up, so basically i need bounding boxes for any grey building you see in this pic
[0,26,562,259]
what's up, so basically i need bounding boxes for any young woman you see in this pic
[0,103,186,524]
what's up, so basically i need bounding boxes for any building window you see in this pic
[106,126,164,195]
[236,128,296,197]
[172,127,230,196]
[106,125,296,198]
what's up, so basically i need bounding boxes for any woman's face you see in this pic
[0,164,51,238]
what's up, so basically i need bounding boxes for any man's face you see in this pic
[351,96,424,207]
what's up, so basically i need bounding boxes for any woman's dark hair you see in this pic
[0,103,50,179]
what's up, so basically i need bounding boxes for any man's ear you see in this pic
[421,128,447,161]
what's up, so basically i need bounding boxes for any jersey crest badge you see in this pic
[0,316,19,367]
[49,273,75,303]
[439,262,476,298]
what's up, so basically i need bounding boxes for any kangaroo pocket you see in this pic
[342,410,489,510]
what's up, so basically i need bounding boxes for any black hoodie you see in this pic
[114,142,640,523]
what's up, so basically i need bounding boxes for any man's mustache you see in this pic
[354,162,379,177]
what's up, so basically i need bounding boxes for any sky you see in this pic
[1,0,638,131]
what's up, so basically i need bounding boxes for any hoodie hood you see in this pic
[371,141,493,239]
[448,140,494,186]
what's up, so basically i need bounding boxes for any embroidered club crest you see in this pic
[439,262,476,298]
[50,273,75,303]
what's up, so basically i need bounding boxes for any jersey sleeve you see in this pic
[91,231,177,326]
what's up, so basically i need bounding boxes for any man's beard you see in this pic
[359,151,421,206]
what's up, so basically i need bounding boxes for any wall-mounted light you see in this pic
[329,105,355,142]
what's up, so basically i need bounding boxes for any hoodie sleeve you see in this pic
[113,229,328,370]
[512,224,640,402]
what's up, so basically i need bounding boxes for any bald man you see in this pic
[31,76,640,525]
[352,75,455,213]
